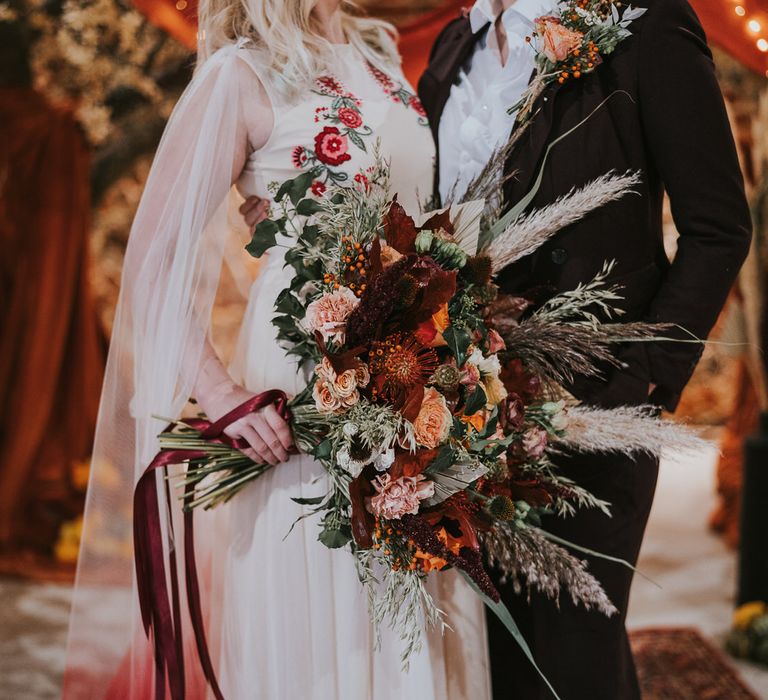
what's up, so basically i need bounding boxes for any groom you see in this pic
[419,0,751,698]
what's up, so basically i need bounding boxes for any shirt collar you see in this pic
[469,0,556,34]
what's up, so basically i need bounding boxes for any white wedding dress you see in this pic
[64,41,491,700]
[221,45,490,700]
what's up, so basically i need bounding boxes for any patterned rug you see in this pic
[630,627,760,700]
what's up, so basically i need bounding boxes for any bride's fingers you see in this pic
[239,423,280,466]
[262,405,293,452]
[252,414,290,463]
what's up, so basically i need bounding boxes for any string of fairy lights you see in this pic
[731,0,768,74]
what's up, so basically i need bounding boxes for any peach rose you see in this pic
[305,287,360,344]
[413,387,453,448]
[313,380,342,413]
[333,369,359,398]
[536,17,583,63]
[313,358,368,413]
[367,473,435,520]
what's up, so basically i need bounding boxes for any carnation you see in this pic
[304,287,360,344]
[367,473,435,520]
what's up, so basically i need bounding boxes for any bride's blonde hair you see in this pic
[197,0,400,93]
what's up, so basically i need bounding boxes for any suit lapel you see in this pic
[425,19,486,159]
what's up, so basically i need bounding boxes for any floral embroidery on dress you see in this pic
[291,74,374,188]
[365,62,429,127]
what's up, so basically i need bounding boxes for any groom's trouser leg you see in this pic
[486,449,660,700]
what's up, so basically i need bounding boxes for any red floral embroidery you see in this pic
[311,180,327,197]
[354,172,370,192]
[316,76,345,96]
[367,63,395,94]
[292,146,308,169]
[409,95,427,118]
[314,126,352,166]
[365,62,429,126]
[337,106,363,129]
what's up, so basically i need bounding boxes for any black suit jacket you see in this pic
[418,0,752,411]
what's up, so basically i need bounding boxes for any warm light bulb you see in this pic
[749,18,762,32]
[758,38,768,52]
[175,0,187,8]
[735,5,746,15]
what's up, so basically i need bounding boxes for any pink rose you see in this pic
[413,387,453,448]
[367,473,435,520]
[305,287,359,344]
[536,17,583,63]
[522,426,548,459]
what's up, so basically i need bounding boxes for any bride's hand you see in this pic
[239,196,270,229]
[200,381,293,466]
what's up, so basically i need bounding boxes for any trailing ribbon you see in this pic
[133,390,290,700]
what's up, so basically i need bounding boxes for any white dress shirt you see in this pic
[438,0,555,203]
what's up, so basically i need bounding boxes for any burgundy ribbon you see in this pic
[133,390,290,700]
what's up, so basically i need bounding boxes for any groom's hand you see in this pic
[240,196,270,230]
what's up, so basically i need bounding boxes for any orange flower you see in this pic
[414,303,450,347]
[460,410,487,434]
[536,16,583,63]
[414,549,448,573]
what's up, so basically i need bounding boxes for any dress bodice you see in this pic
[235,44,435,216]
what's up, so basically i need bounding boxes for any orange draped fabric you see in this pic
[132,0,768,77]
[0,89,105,553]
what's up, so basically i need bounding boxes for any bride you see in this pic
[64,1,491,698]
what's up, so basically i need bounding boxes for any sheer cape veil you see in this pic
[63,43,255,698]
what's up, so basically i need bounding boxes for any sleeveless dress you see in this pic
[217,45,492,700]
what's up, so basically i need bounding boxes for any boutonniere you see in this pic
[508,0,647,122]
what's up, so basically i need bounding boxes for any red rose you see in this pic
[314,126,351,166]
[311,180,327,197]
[337,106,363,129]
[292,146,307,169]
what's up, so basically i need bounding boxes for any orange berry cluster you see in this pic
[323,237,369,296]
[557,40,599,84]
[373,519,421,571]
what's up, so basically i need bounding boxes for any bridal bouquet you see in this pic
[155,154,705,672]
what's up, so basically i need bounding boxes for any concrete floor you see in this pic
[627,444,768,698]
[0,445,766,699]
